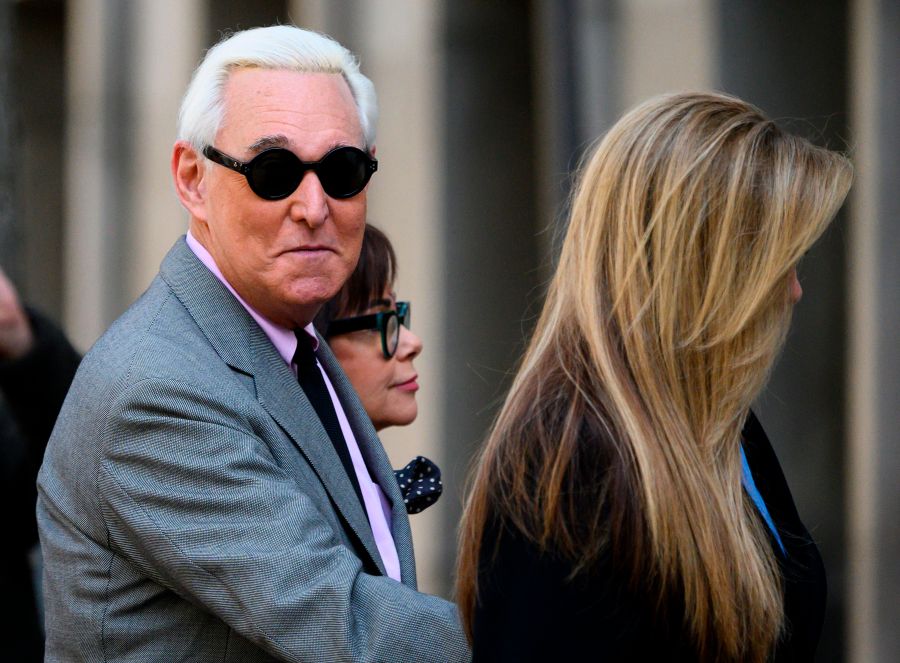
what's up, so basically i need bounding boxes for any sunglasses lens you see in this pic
[247,150,303,200]
[384,313,400,357]
[318,147,372,199]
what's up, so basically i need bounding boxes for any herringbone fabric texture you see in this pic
[36,237,469,662]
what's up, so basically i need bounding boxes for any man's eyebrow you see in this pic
[247,134,290,154]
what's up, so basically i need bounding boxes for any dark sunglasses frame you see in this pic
[326,302,410,359]
[203,144,377,200]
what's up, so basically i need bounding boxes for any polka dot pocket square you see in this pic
[394,456,443,514]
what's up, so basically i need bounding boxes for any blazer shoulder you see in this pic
[85,275,230,387]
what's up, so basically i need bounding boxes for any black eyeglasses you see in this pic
[203,145,377,200]
[326,302,410,359]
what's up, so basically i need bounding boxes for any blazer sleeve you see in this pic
[97,376,469,663]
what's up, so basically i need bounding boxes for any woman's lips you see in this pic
[394,376,419,392]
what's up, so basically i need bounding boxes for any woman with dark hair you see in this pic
[316,225,440,513]
[456,91,852,661]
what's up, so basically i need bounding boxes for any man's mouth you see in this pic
[283,245,334,255]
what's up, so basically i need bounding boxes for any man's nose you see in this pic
[288,171,329,228]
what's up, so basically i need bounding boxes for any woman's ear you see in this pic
[172,141,208,220]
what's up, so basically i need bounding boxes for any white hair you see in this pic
[177,25,377,150]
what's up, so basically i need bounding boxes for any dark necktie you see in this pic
[293,331,366,510]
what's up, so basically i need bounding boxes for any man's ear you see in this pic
[172,141,208,220]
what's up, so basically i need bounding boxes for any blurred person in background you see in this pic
[36,25,467,662]
[0,266,80,661]
[457,91,852,662]
[316,224,441,515]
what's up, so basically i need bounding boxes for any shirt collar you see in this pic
[185,230,318,366]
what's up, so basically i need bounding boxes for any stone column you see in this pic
[848,1,900,660]
[531,0,620,262]
[64,0,206,348]
[352,0,449,596]
[439,0,542,598]
[619,0,715,109]
[64,0,131,348]
[10,1,66,317]
[128,0,205,300]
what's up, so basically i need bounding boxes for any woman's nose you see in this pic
[395,326,423,360]
[789,267,803,304]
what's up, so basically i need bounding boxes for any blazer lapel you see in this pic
[316,338,418,588]
[250,333,387,576]
[160,238,386,577]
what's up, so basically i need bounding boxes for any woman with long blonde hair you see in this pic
[456,91,852,661]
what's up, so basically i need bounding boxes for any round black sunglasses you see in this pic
[326,302,410,359]
[203,145,377,200]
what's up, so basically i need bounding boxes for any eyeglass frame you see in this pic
[326,302,410,359]
[202,144,378,200]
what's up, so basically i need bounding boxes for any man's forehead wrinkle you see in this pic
[243,133,361,159]
[238,104,364,142]
[219,70,367,154]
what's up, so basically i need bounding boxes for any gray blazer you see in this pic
[36,238,469,662]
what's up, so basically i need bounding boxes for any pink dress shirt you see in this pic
[186,231,401,582]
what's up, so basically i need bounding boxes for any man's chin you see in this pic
[271,289,338,328]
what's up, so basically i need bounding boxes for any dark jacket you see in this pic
[473,412,826,661]
[0,309,81,662]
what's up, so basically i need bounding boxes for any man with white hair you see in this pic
[37,25,469,662]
